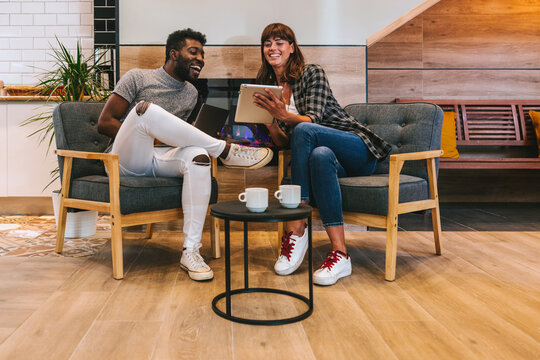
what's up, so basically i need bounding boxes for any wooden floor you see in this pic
[0,229,539,359]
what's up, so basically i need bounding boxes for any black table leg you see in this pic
[308,216,313,307]
[243,221,249,289]
[225,219,231,316]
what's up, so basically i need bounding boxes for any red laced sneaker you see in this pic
[313,250,352,286]
[274,228,308,276]
[280,231,295,260]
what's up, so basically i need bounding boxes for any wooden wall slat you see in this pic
[120,45,367,105]
[422,70,540,99]
[369,42,423,69]
[425,0,540,15]
[367,70,422,103]
[422,15,540,68]
[368,20,422,68]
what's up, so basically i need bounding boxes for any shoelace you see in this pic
[279,231,295,261]
[234,146,259,160]
[183,243,207,268]
[320,250,347,270]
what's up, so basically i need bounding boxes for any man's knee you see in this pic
[136,101,151,115]
[192,154,211,166]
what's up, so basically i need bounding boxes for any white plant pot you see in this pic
[51,191,98,238]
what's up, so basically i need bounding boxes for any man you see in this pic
[98,28,273,281]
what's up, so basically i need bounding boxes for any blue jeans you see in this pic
[290,122,377,227]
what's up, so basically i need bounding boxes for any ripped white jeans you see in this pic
[111,103,226,249]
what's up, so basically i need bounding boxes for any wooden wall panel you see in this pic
[422,15,540,68]
[422,70,540,99]
[120,45,367,105]
[425,0,540,15]
[119,46,163,77]
[368,70,422,103]
[367,0,540,102]
[422,41,540,69]
[199,47,246,78]
[368,20,423,68]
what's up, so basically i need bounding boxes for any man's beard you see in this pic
[173,54,196,82]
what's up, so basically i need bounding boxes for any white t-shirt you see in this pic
[286,94,299,115]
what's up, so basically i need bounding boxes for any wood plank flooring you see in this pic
[0,229,539,359]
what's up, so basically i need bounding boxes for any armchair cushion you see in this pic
[339,174,427,215]
[344,103,443,181]
[53,102,110,180]
[71,175,219,215]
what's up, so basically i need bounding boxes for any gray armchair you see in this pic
[278,102,444,281]
[53,101,220,279]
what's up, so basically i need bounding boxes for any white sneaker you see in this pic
[274,226,308,276]
[221,143,273,170]
[180,244,214,281]
[313,250,352,286]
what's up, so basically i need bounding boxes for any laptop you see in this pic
[193,103,229,138]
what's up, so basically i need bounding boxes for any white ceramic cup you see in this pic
[274,185,301,209]
[238,187,268,212]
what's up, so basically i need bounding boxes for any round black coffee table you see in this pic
[210,200,313,325]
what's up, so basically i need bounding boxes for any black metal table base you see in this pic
[212,287,313,325]
[210,201,314,326]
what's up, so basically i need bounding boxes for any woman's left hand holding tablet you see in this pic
[253,88,289,121]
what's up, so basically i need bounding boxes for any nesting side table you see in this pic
[210,200,313,325]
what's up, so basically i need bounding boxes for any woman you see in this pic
[253,23,392,285]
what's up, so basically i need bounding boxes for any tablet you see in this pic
[234,84,283,124]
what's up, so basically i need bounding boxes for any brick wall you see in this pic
[0,0,94,86]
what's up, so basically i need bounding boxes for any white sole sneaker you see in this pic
[313,250,352,286]
[274,228,309,276]
[313,267,351,286]
[180,264,214,281]
[275,248,307,276]
[221,145,273,170]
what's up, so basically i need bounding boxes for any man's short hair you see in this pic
[165,28,207,61]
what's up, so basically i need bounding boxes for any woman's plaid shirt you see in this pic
[276,64,392,161]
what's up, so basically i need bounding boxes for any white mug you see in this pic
[238,187,268,212]
[274,185,301,208]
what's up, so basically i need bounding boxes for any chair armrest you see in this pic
[211,157,218,178]
[55,149,118,161]
[390,150,443,162]
[278,149,291,186]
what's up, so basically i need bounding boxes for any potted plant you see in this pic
[21,37,111,237]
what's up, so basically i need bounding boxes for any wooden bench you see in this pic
[395,99,540,169]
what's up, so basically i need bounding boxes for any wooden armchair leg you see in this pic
[211,216,220,258]
[277,222,284,255]
[427,157,443,255]
[55,206,68,253]
[432,204,442,255]
[145,223,154,239]
[110,217,124,280]
[385,215,398,281]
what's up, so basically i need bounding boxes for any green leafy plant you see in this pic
[20,37,111,189]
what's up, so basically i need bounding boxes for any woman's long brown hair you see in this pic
[255,23,305,84]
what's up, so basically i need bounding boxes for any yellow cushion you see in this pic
[529,110,540,158]
[440,111,459,158]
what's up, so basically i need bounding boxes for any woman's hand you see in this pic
[264,119,289,148]
[253,88,289,121]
